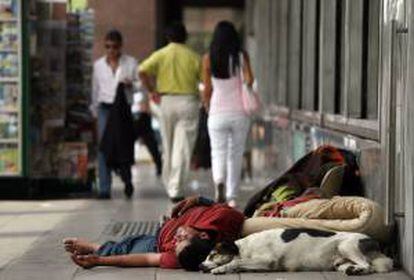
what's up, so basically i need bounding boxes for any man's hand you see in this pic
[140,100,150,113]
[171,196,200,218]
[71,253,99,269]
[123,78,133,88]
[149,91,161,104]
[202,100,210,111]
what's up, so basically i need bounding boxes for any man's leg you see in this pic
[140,113,162,176]
[133,117,142,141]
[118,165,132,185]
[168,97,199,199]
[159,97,176,197]
[142,132,162,176]
[97,105,112,197]
[242,151,253,181]
[118,164,133,198]
[96,235,157,256]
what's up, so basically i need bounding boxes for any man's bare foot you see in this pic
[63,238,100,255]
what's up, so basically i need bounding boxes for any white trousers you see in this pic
[208,113,250,200]
[159,95,199,198]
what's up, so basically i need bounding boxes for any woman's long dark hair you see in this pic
[209,21,241,79]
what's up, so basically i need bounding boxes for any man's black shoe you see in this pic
[156,164,162,177]
[124,183,134,199]
[97,193,111,199]
[170,196,184,203]
[156,168,162,177]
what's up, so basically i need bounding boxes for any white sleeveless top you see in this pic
[209,72,245,116]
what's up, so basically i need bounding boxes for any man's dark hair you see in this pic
[105,29,123,44]
[165,22,187,43]
[178,237,215,271]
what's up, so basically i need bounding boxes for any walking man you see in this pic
[139,22,201,202]
[90,29,138,199]
[132,91,162,176]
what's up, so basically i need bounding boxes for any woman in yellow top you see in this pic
[139,22,201,202]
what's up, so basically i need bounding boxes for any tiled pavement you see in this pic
[0,164,411,280]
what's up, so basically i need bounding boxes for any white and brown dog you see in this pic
[200,228,393,275]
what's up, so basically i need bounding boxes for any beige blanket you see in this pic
[242,196,390,242]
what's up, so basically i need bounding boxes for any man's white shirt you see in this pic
[90,54,138,117]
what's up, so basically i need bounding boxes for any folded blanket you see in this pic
[254,192,321,217]
[242,196,390,242]
[244,145,363,217]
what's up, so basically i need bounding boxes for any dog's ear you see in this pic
[218,240,239,255]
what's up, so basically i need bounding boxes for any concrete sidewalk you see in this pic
[0,164,411,280]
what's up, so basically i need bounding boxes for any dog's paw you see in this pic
[211,267,227,275]
[345,265,370,276]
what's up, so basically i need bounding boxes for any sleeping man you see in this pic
[64,195,392,273]
[63,196,244,270]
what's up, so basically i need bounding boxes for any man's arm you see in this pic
[71,253,161,268]
[139,71,160,104]
[98,253,161,267]
[131,58,141,91]
[90,63,99,118]
[138,71,155,93]
[171,195,215,217]
[138,52,161,103]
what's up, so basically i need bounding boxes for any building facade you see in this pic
[244,0,413,276]
[88,0,158,61]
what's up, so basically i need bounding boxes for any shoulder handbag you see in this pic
[240,53,261,116]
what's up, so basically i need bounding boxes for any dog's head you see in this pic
[199,240,239,272]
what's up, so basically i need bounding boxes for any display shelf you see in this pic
[0,138,18,144]
[0,0,21,176]
[0,109,18,113]
[0,49,17,53]
[0,18,18,22]
[0,77,18,82]
[0,172,18,176]
[64,10,94,173]
[36,0,66,3]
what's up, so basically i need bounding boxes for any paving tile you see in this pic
[157,270,240,280]
[0,216,15,229]
[322,271,412,280]
[0,213,70,232]
[240,272,325,280]
[215,274,240,280]
[156,269,216,280]
[0,236,40,268]
[0,200,88,215]
[0,264,75,280]
[13,239,75,266]
[74,267,156,280]
[0,201,106,270]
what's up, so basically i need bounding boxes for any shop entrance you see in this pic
[157,0,245,53]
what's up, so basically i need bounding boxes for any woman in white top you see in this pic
[202,21,254,207]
